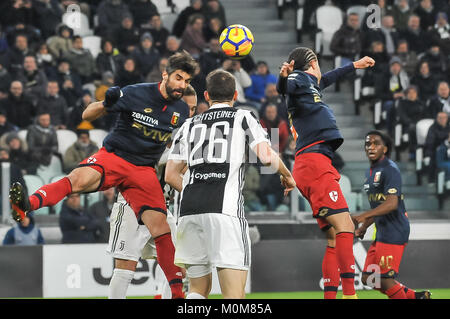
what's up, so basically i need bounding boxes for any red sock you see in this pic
[154,233,184,299]
[322,246,340,299]
[29,177,72,210]
[397,281,415,299]
[335,232,356,296]
[385,282,407,299]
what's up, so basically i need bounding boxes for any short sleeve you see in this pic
[242,111,270,149]
[382,166,402,196]
[168,121,189,162]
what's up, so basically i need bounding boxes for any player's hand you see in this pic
[352,214,366,225]
[103,86,122,108]
[280,175,296,196]
[355,226,366,239]
[353,56,375,69]
[280,60,294,78]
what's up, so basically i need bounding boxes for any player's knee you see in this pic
[67,168,100,192]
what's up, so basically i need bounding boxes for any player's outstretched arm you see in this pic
[353,56,375,69]
[253,141,296,195]
[353,195,398,225]
[82,101,107,122]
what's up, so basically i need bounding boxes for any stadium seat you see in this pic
[23,174,49,215]
[82,35,102,59]
[415,118,434,172]
[62,11,93,37]
[88,129,108,148]
[56,129,78,156]
[18,129,27,142]
[153,0,175,14]
[36,155,63,184]
[339,174,359,212]
[315,5,343,57]
[48,174,66,215]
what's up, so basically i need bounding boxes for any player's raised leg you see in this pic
[10,166,102,221]
[325,212,357,298]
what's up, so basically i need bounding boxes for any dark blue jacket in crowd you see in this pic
[59,201,100,244]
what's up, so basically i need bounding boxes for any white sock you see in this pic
[186,292,206,299]
[108,269,135,299]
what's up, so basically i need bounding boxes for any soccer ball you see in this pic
[219,24,254,59]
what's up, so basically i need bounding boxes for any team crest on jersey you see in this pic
[373,171,381,186]
[171,112,180,125]
[329,191,338,202]
[87,156,97,164]
[144,107,153,113]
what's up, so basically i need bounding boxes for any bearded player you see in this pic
[9,51,198,299]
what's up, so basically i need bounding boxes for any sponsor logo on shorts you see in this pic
[119,240,125,251]
[318,208,328,217]
[329,191,338,202]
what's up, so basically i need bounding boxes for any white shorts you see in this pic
[107,194,177,262]
[174,213,251,277]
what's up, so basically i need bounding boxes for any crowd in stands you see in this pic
[0,0,299,245]
[312,0,450,181]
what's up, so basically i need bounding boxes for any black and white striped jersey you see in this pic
[168,103,270,218]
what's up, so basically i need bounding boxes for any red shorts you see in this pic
[363,241,406,278]
[79,147,166,220]
[293,152,349,230]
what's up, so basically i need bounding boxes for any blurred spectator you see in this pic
[88,187,115,243]
[112,13,140,55]
[180,14,207,59]
[414,0,437,32]
[221,58,252,106]
[203,16,223,43]
[63,129,98,173]
[429,12,450,56]
[330,12,362,65]
[260,83,288,122]
[196,101,209,114]
[62,36,97,83]
[67,89,93,131]
[190,63,207,102]
[244,61,277,106]
[202,0,226,26]
[0,80,35,129]
[391,0,412,32]
[26,111,58,166]
[54,58,83,108]
[0,0,35,34]
[4,132,36,174]
[362,14,399,56]
[36,80,68,129]
[397,85,426,158]
[146,57,167,83]
[259,103,290,153]
[131,32,160,78]
[420,44,448,79]
[14,55,48,102]
[172,0,203,38]
[5,22,41,50]
[243,164,263,212]
[424,112,449,181]
[410,60,439,102]
[361,41,389,88]
[129,0,158,28]
[400,14,430,54]
[59,193,101,244]
[36,42,55,75]
[95,71,114,102]
[2,212,44,245]
[240,54,257,74]
[0,63,12,95]
[6,34,32,75]
[428,81,450,118]
[283,136,296,164]
[436,131,450,179]
[32,0,63,39]
[96,38,123,77]
[259,168,284,211]
[374,56,410,134]
[46,24,73,60]
[199,38,224,76]
[97,0,131,38]
[141,13,170,55]
[116,57,143,88]
[162,35,181,58]
[395,39,418,77]
[0,146,26,186]
[0,108,18,137]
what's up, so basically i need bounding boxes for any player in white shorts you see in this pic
[165,70,296,299]
[106,86,197,299]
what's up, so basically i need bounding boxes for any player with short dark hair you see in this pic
[165,69,296,299]
[9,51,198,299]
[278,47,375,299]
[352,130,431,299]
